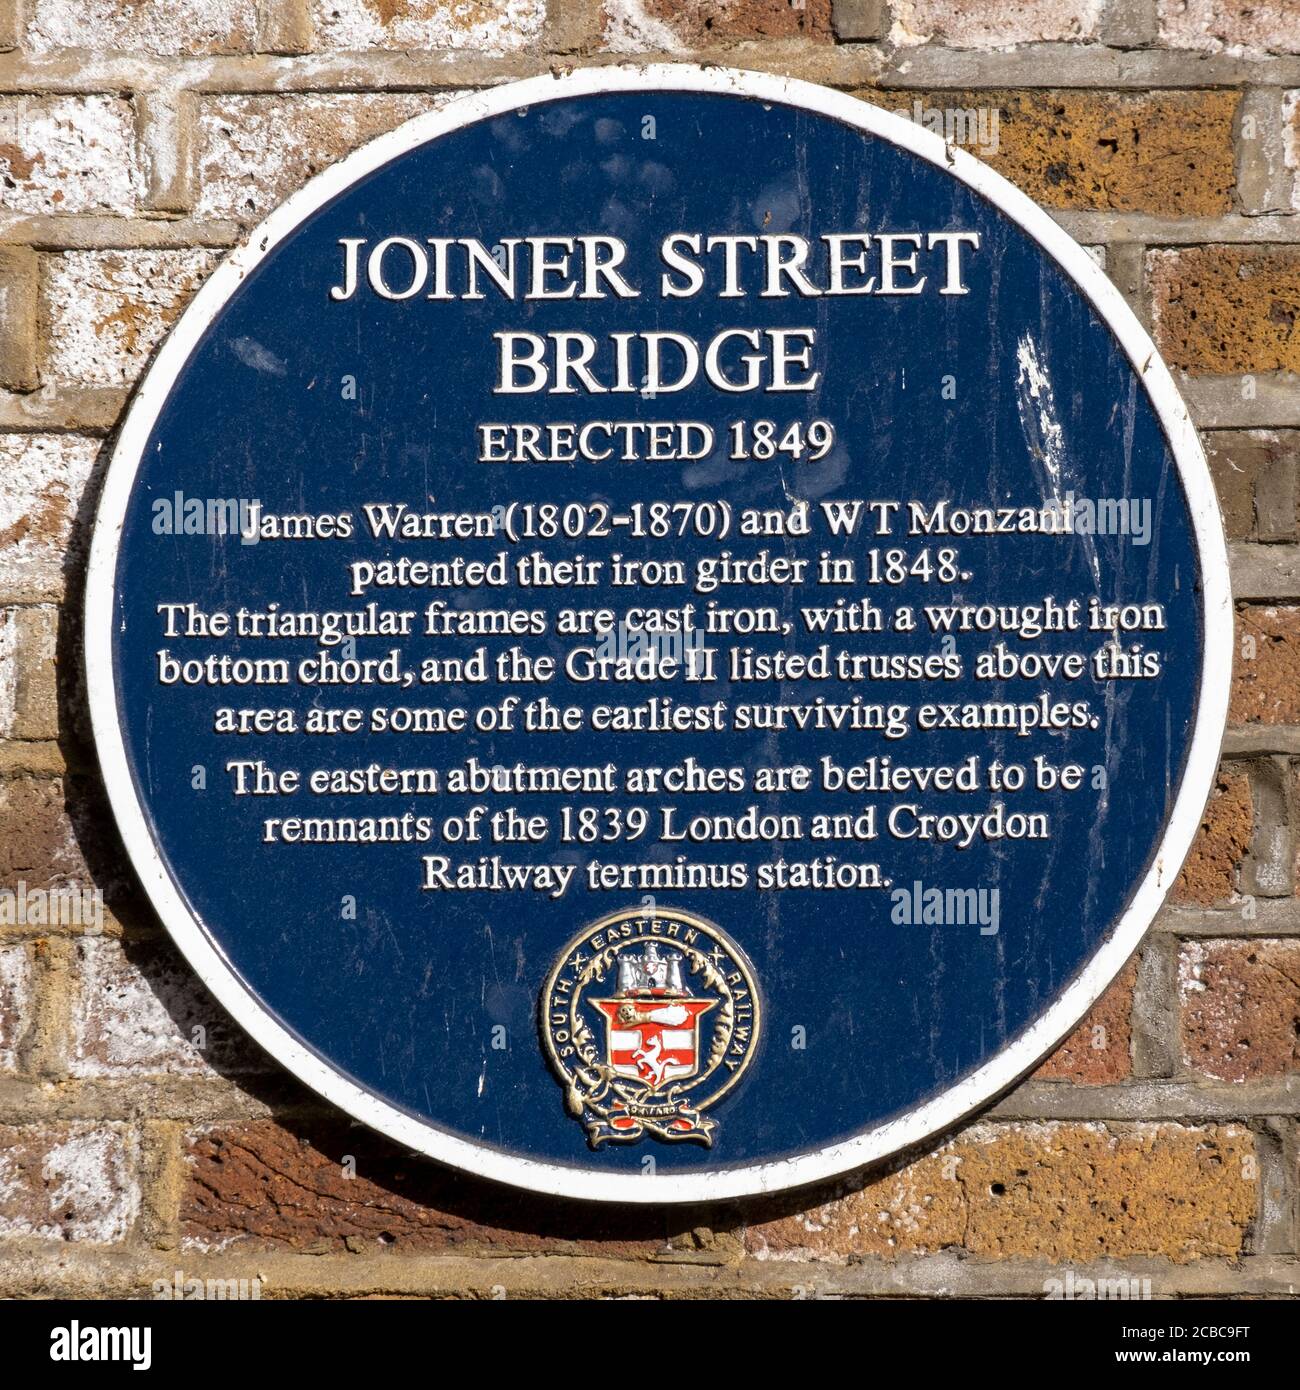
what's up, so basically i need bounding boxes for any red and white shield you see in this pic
[594,999,717,1091]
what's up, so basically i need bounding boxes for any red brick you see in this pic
[0,777,90,892]
[196,94,449,223]
[891,0,1100,47]
[1159,0,1300,54]
[0,434,99,603]
[1180,939,1300,1082]
[42,251,219,389]
[71,939,268,1078]
[0,97,140,215]
[0,942,32,1072]
[0,1124,138,1243]
[310,0,545,51]
[1232,607,1300,725]
[604,0,832,49]
[23,0,257,55]
[182,1119,728,1256]
[1034,957,1135,1083]
[1173,769,1252,905]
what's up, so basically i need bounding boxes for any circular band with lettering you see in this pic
[86,67,1230,1202]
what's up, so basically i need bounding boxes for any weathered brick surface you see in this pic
[745,1123,1256,1262]
[0,434,98,602]
[891,0,1102,48]
[604,0,833,49]
[1232,607,1300,725]
[1158,0,1300,55]
[0,0,1296,1303]
[196,93,447,223]
[0,606,58,741]
[71,938,268,1078]
[1205,431,1299,542]
[870,90,1237,215]
[23,0,258,56]
[0,610,16,738]
[1033,957,1136,1083]
[0,1124,138,1243]
[20,607,59,743]
[1180,939,1300,1082]
[42,250,220,388]
[0,942,32,1072]
[1173,769,1252,905]
[1287,91,1300,214]
[0,777,90,891]
[0,97,141,215]
[182,1118,724,1256]
[311,0,546,52]
[134,93,199,215]
[833,0,887,41]
[1150,247,1300,376]
[0,246,39,391]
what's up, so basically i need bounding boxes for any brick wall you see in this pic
[0,0,1297,1299]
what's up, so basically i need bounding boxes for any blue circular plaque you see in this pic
[87,68,1230,1201]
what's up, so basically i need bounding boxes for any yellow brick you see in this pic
[745,1124,1257,1263]
[864,90,1239,215]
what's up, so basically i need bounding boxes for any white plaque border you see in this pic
[85,66,1232,1204]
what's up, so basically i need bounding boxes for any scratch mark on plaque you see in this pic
[228,335,287,376]
[1015,333,1099,591]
